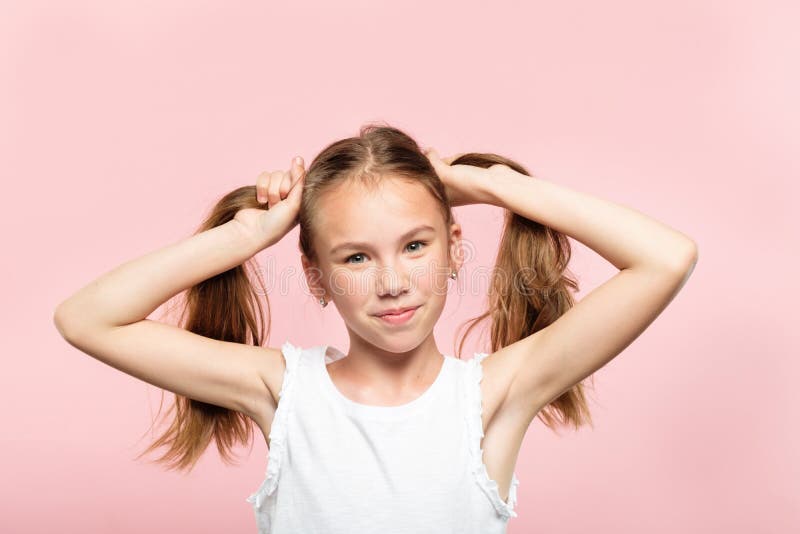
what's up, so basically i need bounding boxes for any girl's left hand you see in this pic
[422,147,500,207]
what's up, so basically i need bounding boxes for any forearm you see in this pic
[483,167,698,271]
[55,221,262,333]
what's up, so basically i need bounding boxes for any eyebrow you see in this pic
[329,224,437,256]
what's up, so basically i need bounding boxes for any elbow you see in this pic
[53,303,74,340]
[54,300,117,343]
[681,239,699,269]
[53,301,88,342]
[667,238,699,274]
[664,241,698,286]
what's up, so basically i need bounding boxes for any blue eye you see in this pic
[344,241,428,264]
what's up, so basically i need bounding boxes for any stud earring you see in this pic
[449,270,457,280]
[319,297,328,308]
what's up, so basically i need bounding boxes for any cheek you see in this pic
[410,258,449,296]
[331,269,372,302]
[330,270,353,299]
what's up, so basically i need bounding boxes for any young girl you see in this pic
[53,124,697,533]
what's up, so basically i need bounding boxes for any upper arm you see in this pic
[55,315,287,422]
[497,257,697,424]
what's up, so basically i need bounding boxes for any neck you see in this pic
[339,331,444,394]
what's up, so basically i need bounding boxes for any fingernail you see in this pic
[295,156,303,165]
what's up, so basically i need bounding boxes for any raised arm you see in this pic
[481,166,698,422]
[53,158,306,424]
[53,220,283,419]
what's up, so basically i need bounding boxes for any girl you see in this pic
[53,124,698,533]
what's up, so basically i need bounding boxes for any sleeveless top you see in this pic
[245,341,521,533]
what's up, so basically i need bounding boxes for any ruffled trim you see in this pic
[464,352,521,521]
[245,340,303,510]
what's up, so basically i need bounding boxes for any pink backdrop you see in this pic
[3,1,797,532]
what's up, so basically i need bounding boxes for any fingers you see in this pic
[424,148,447,173]
[290,156,304,187]
[256,171,270,204]
[256,156,306,208]
[286,160,307,202]
[424,147,447,166]
[285,156,306,203]
[423,147,466,165]
[443,152,467,165]
[267,170,283,208]
[279,170,293,199]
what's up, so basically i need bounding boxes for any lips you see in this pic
[374,305,420,326]
[374,305,420,317]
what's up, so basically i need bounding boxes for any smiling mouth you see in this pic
[373,305,420,317]
[373,305,421,325]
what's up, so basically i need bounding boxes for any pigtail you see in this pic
[453,154,594,431]
[134,186,272,472]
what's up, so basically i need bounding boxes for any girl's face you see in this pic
[302,177,462,354]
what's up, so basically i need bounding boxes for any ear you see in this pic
[448,223,464,274]
[301,254,327,301]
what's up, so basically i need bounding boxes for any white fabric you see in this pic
[245,341,520,533]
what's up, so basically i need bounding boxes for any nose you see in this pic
[375,263,411,297]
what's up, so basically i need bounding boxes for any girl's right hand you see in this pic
[234,156,306,250]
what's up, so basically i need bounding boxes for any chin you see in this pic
[364,321,427,353]
[375,338,425,355]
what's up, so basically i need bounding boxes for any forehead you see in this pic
[315,178,443,252]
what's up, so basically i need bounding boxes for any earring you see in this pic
[319,297,328,308]
[449,270,457,280]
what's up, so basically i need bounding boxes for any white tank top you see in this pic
[245,341,521,533]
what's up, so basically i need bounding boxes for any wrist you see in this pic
[480,164,520,208]
[225,219,274,258]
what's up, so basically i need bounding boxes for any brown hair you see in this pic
[138,122,593,473]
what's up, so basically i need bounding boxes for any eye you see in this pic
[344,241,428,264]
[405,240,427,253]
[345,253,367,264]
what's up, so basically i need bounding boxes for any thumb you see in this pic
[286,168,306,203]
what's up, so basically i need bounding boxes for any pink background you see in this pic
[3,1,798,532]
